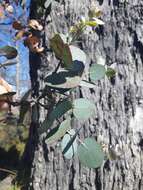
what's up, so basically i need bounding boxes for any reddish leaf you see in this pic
[12,21,24,30]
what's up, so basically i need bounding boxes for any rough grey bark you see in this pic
[24,0,143,189]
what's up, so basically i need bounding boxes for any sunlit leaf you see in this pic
[28,19,43,31]
[61,129,78,159]
[46,117,71,144]
[77,138,104,168]
[92,17,104,25]
[45,61,84,90]
[70,45,86,64]
[0,46,18,59]
[73,98,95,120]
[84,21,98,27]
[89,64,106,81]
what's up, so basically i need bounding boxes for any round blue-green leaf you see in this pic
[89,64,106,81]
[46,117,71,144]
[61,129,78,159]
[70,45,86,64]
[77,138,104,168]
[73,98,95,120]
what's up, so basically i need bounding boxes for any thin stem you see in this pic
[0,167,16,176]
[53,61,61,73]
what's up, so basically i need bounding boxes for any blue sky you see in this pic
[0,0,31,94]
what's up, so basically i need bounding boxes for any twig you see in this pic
[0,167,16,176]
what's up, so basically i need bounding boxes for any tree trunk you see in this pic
[23,0,143,189]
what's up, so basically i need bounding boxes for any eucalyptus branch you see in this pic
[0,167,16,176]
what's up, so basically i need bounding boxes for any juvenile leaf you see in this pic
[49,99,72,121]
[61,129,78,159]
[70,45,86,64]
[89,64,106,81]
[106,68,116,78]
[73,98,95,120]
[46,117,71,144]
[39,99,72,134]
[77,138,104,168]
[0,46,18,59]
[45,61,84,90]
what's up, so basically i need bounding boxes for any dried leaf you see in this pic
[28,19,43,31]
[12,21,24,30]
[24,35,44,53]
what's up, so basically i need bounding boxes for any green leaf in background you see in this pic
[77,138,104,168]
[61,129,78,159]
[39,99,72,134]
[89,64,106,82]
[0,46,18,59]
[70,45,86,64]
[73,98,95,120]
[106,68,116,78]
[46,117,71,144]
[79,80,95,88]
